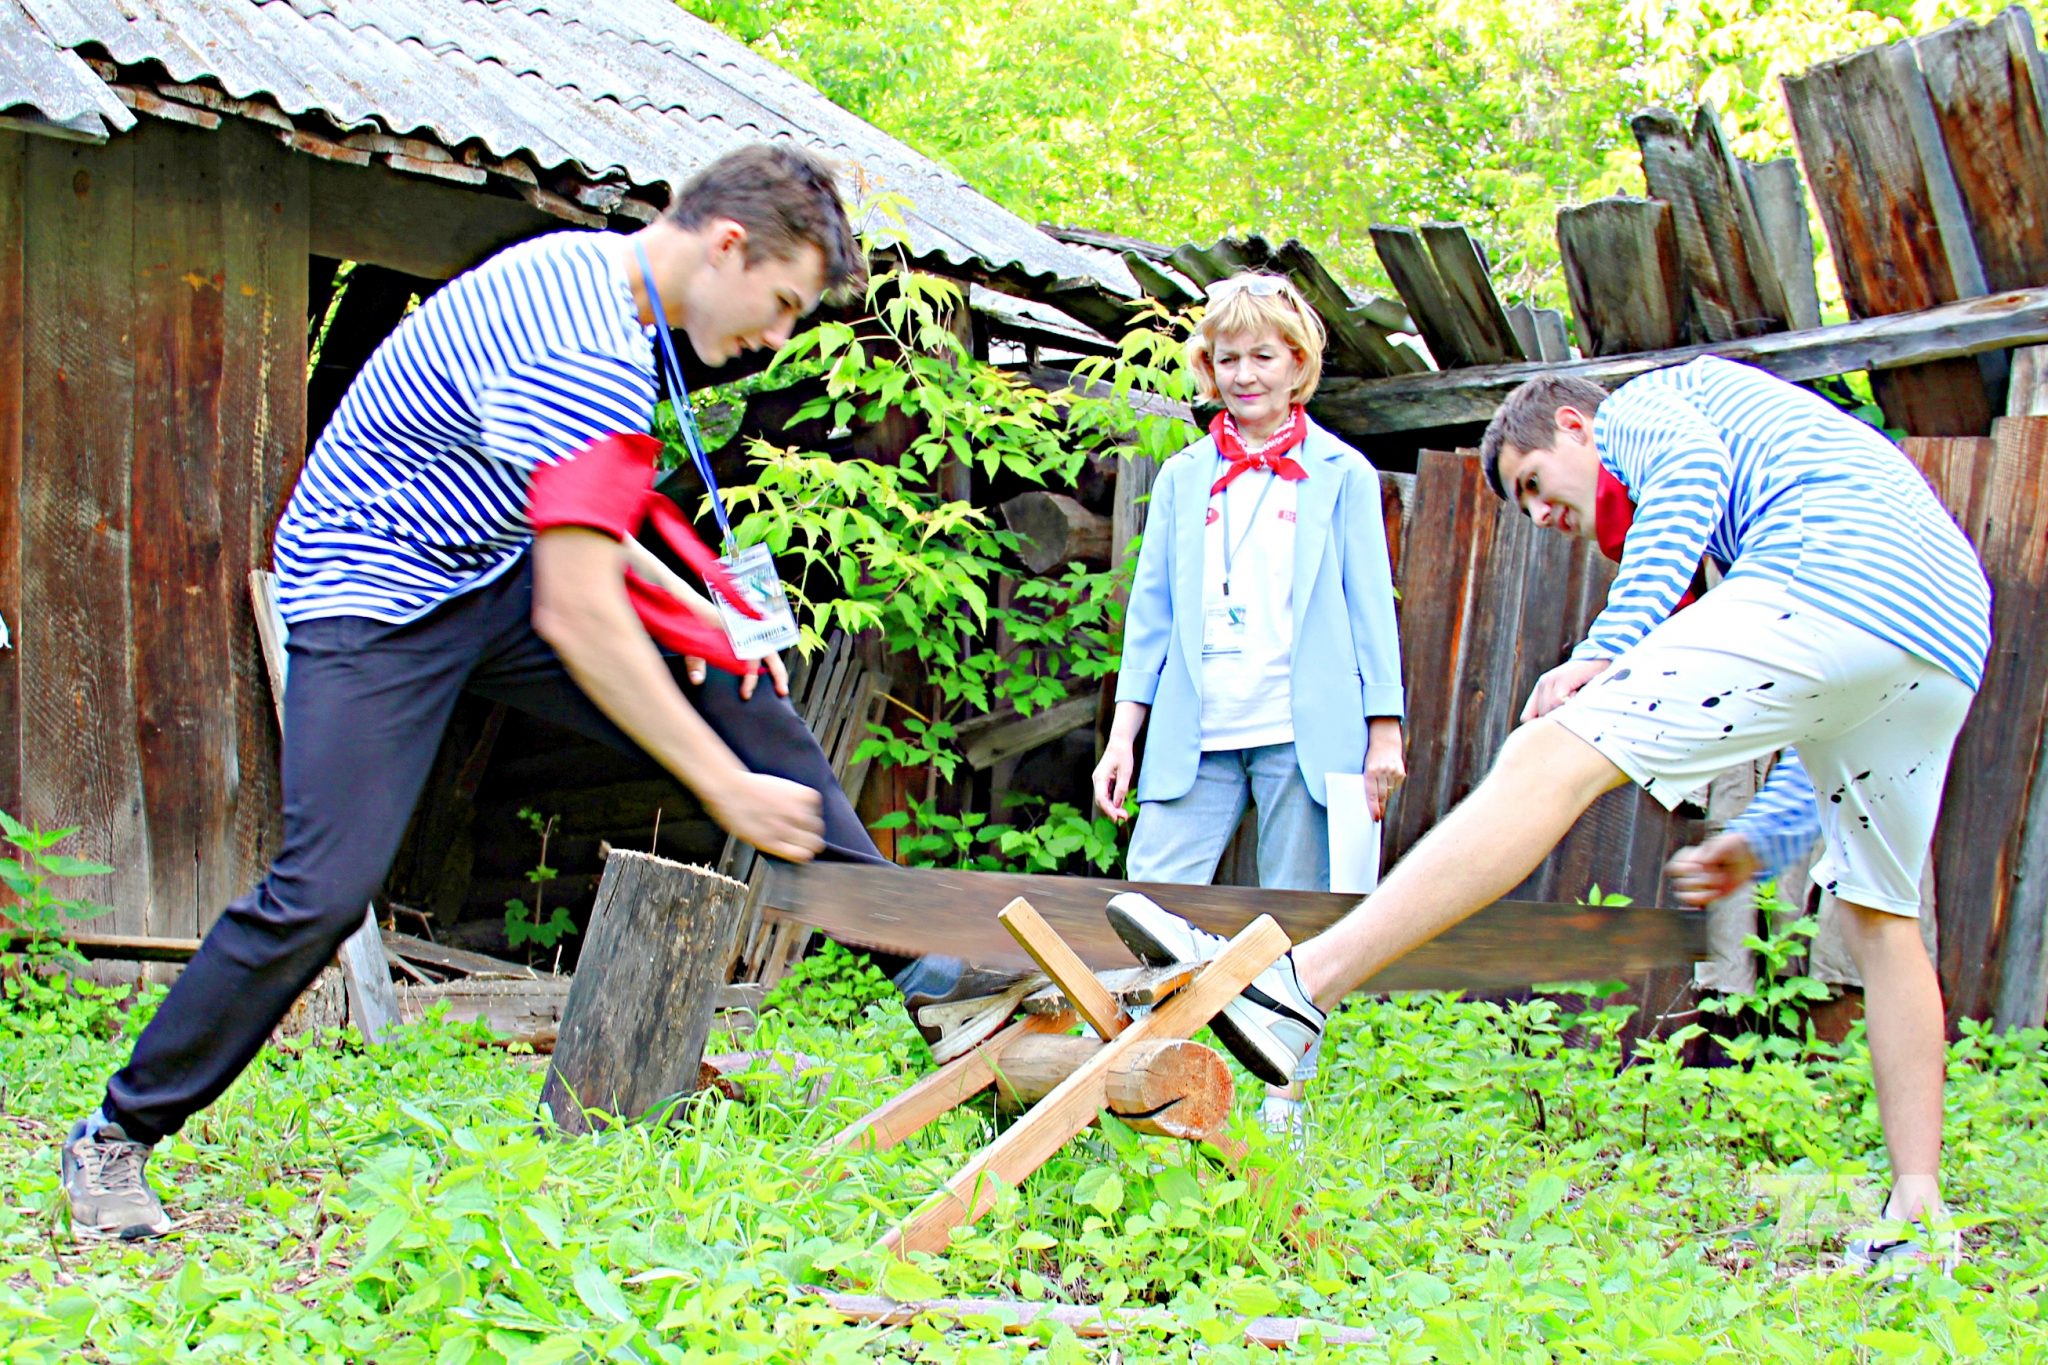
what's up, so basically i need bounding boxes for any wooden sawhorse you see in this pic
[813,899,1290,1257]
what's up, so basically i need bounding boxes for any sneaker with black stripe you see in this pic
[1104,893,1324,1087]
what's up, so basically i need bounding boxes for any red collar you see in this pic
[1593,463,1706,610]
[1209,407,1310,496]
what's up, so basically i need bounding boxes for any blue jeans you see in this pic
[1125,743,1329,891]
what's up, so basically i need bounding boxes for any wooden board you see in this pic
[130,120,237,940]
[19,129,153,932]
[1370,224,1523,368]
[0,131,23,822]
[1556,197,1686,357]
[1307,283,2048,437]
[1912,9,2048,295]
[1783,43,1994,435]
[1906,420,2048,1027]
[1384,451,1690,913]
[762,860,1706,992]
[1739,158,1824,331]
[1633,104,1790,342]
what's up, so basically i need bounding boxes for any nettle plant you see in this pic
[0,811,113,968]
[676,262,1196,874]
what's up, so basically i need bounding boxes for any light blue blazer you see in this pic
[1114,417,1405,806]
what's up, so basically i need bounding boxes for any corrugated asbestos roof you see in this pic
[0,0,1137,297]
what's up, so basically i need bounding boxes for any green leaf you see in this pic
[34,854,113,878]
[1074,1168,1124,1215]
[1222,1279,1282,1319]
[572,1254,634,1324]
[1854,1329,1934,1358]
[879,1257,945,1303]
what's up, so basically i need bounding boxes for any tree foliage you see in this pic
[684,0,2009,307]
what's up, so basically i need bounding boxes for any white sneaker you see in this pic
[1258,1093,1310,1150]
[1104,893,1325,1087]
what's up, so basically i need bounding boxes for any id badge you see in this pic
[1203,601,1249,656]
[710,543,801,660]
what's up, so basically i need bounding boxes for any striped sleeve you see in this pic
[1574,385,1733,663]
[477,346,657,475]
[1724,749,1822,881]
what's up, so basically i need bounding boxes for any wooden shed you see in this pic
[0,0,1135,942]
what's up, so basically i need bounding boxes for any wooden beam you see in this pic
[1913,9,2048,295]
[0,930,201,961]
[1741,158,1824,330]
[953,693,1096,770]
[381,930,537,979]
[999,490,1110,573]
[1632,104,1790,341]
[1371,223,1523,368]
[990,1035,1233,1141]
[307,156,559,281]
[1308,283,2048,436]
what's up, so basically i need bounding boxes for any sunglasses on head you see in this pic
[1205,274,1295,301]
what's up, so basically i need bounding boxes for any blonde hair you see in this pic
[1185,273,1327,405]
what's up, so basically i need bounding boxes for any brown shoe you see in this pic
[60,1117,171,1241]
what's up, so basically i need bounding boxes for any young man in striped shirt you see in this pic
[60,144,959,1241]
[1106,357,1988,1271]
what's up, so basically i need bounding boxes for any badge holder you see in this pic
[636,243,801,660]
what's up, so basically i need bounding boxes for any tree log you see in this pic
[538,853,748,1135]
[990,1034,1233,1140]
[1001,491,1111,573]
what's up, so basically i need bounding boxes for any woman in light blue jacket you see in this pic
[1091,274,1406,1114]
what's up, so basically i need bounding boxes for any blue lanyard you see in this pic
[634,242,736,556]
[1213,457,1278,597]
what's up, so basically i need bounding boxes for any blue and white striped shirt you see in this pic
[1577,357,1992,690]
[275,232,657,624]
[1726,749,1821,879]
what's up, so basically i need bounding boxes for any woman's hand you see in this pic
[1092,739,1137,822]
[1364,717,1405,820]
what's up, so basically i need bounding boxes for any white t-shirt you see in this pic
[1199,463,1297,749]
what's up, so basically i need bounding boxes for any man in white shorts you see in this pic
[1105,357,1989,1269]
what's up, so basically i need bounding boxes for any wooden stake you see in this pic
[808,1010,1075,1168]
[998,897,1128,1039]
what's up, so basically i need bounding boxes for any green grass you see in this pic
[1,966,2044,1363]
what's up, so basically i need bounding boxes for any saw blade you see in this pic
[761,861,1704,993]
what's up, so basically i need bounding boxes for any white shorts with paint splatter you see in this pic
[1552,578,1976,916]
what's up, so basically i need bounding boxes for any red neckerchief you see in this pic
[1593,463,1707,612]
[528,432,763,675]
[1208,406,1309,496]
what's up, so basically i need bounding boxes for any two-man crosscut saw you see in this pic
[761,861,1706,992]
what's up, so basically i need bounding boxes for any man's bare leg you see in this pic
[1293,719,1629,1008]
[1835,899,1946,1222]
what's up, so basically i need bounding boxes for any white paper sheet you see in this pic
[1325,772,1383,895]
